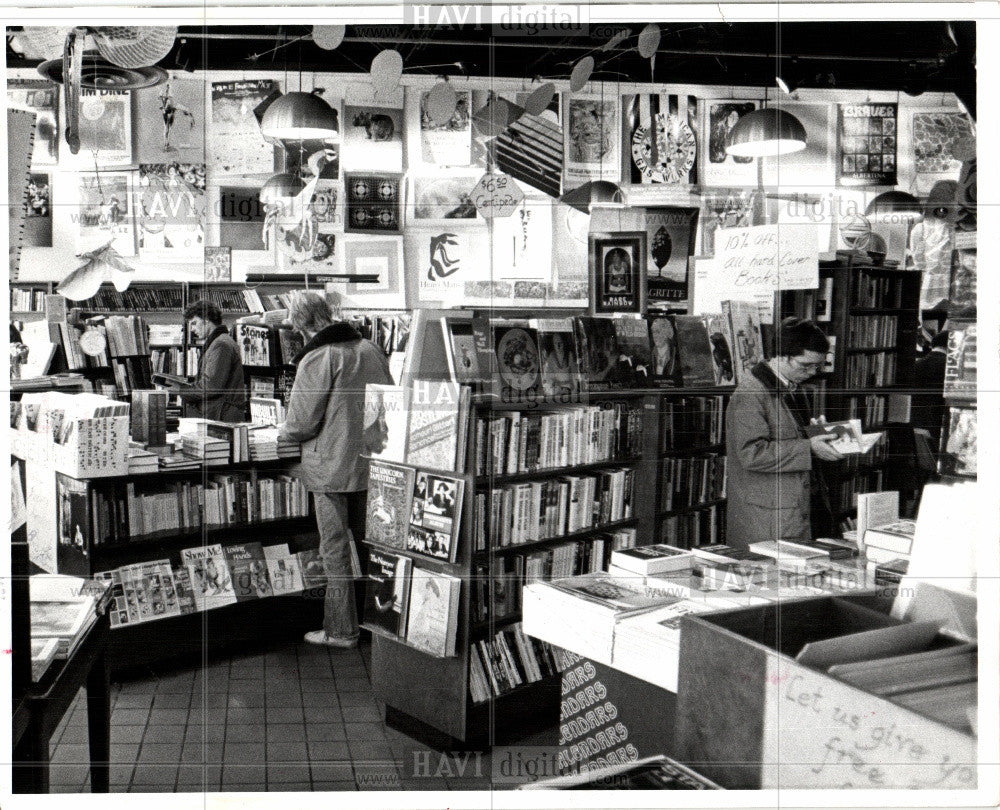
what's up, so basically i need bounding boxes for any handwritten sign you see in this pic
[761,657,976,789]
[691,257,774,324]
[715,223,819,292]
[26,462,58,573]
[473,172,523,219]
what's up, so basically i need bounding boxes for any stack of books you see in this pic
[180,432,230,463]
[247,427,299,461]
[29,575,109,664]
[127,442,160,474]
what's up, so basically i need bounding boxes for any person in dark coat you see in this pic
[725,318,843,550]
[278,291,393,648]
[178,300,246,422]
[911,329,949,446]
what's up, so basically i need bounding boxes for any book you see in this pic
[363,549,413,638]
[406,470,465,562]
[406,380,467,472]
[704,314,736,386]
[863,519,917,557]
[405,567,462,657]
[364,383,411,464]
[181,543,237,611]
[943,322,976,399]
[612,316,653,388]
[234,323,273,366]
[533,318,582,398]
[749,540,829,569]
[941,407,977,476]
[648,314,680,386]
[672,315,716,388]
[574,316,622,390]
[263,544,305,595]
[249,397,285,425]
[806,419,883,455]
[224,542,272,601]
[545,572,678,618]
[519,755,721,790]
[611,544,693,576]
[275,328,304,365]
[722,300,764,385]
[492,322,541,400]
[366,460,416,550]
[296,548,327,590]
[441,316,489,385]
[31,637,60,681]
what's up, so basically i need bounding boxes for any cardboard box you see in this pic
[675,590,976,790]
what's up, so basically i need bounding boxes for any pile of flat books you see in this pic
[519,755,721,790]
[248,426,299,461]
[180,431,230,463]
[127,442,160,474]
[29,575,110,677]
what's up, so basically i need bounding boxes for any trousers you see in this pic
[312,490,368,639]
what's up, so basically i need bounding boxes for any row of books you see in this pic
[97,541,314,625]
[847,314,898,346]
[365,460,465,563]
[940,406,977,478]
[12,286,48,312]
[660,454,727,513]
[150,347,189,376]
[233,323,304,367]
[438,301,765,397]
[363,550,461,657]
[247,426,300,461]
[657,502,725,548]
[944,322,976,400]
[469,622,561,703]
[836,469,886,513]
[80,286,184,312]
[660,395,726,451]
[850,272,905,309]
[192,288,256,314]
[147,324,185,346]
[473,401,644,477]
[345,313,411,356]
[845,351,897,388]
[130,390,167,447]
[240,288,295,314]
[477,468,635,550]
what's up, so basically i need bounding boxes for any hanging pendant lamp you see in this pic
[865,190,923,221]
[260,90,339,140]
[559,180,624,214]
[725,106,807,158]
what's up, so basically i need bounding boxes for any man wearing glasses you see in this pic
[725,318,842,551]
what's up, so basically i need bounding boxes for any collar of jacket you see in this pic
[750,360,787,395]
[294,322,363,364]
[202,325,229,354]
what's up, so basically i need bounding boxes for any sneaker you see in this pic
[304,630,358,649]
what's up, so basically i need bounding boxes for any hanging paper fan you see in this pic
[91,26,177,69]
[57,241,137,301]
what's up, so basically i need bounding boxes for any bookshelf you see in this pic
[938,317,977,481]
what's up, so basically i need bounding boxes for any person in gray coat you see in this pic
[178,300,246,422]
[725,318,843,551]
[278,291,393,647]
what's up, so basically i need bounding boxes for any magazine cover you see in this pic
[363,549,413,637]
[181,543,237,611]
[366,460,416,549]
[407,470,464,562]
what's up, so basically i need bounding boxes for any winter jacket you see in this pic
[180,326,246,423]
[279,322,393,493]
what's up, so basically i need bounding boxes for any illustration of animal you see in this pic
[352,111,395,141]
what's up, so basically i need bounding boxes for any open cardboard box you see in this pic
[675,587,977,790]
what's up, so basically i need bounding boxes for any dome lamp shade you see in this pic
[725,107,807,158]
[865,190,924,221]
[559,180,624,214]
[260,91,339,140]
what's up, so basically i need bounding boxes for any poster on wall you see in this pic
[77,172,136,256]
[210,79,279,176]
[564,96,620,185]
[420,90,472,166]
[491,195,553,281]
[311,179,345,230]
[76,89,132,166]
[285,232,339,275]
[624,93,699,186]
[135,78,205,164]
[136,163,206,261]
[343,97,404,172]
[6,78,59,166]
[911,110,974,187]
[588,231,647,315]
[411,227,489,304]
[217,184,267,251]
[24,172,52,247]
[699,188,757,254]
[760,103,835,188]
[409,172,480,224]
[837,102,898,186]
[204,246,232,281]
[344,172,403,233]
[700,99,759,187]
[490,89,562,198]
[643,206,699,303]
[551,201,590,302]
[333,236,406,307]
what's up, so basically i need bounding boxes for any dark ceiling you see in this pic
[7,22,976,107]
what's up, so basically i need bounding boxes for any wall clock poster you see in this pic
[345,172,403,233]
[624,93,699,185]
[837,103,898,186]
[701,100,758,187]
[589,231,647,315]
[643,207,698,303]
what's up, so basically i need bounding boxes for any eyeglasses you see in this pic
[790,357,824,372]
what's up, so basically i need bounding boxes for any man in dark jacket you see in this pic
[178,300,245,422]
[725,318,843,550]
[911,329,949,445]
[278,291,393,648]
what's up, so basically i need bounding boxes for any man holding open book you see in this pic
[725,318,843,550]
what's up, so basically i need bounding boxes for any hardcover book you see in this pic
[722,300,764,385]
[648,315,680,387]
[363,549,413,638]
[671,315,716,389]
[366,460,416,550]
[295,548,327,590]
[263,544,305,595]
[574,316,624,390]
[405,567,462,657]
[704,314,736,386]
[611,544,693,575]
[181,543,237,611]
[364,383,411,464]
[613,316,653,388]
[224,542,272,601]
[492,322,542,401]
[533,318,582,398]
[407,470,465,562]
[441,316,491,385]
[406,380,466,472]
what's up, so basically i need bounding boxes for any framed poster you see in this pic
[624,93,699,186]
[135,163,206,261]
[564,96,620,185]
[6,78,59,166]
[77,172,136,256]
[344,172,403,233]
[210,79,279,176]
[343,98,404,172]
[334,235,406,308]
[837,102,898,186]
[76,89,132,166]
[24,172,52,247]
[588,231,647,315]
[408,172,480,224]
[410,226,490,305]
[700,99,759,187]
[285,231,340,276]
[420,90,472,166]
[135,78,205,164]
[643,206,699,303]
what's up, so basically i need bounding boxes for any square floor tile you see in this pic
[147,708,190,726]
[51,743,90,765]
[111,708,150,726]
[266,724,307,743]
[264,691,302,708]
[302,706,341,723]
[141,723,187,745]
[267,740,308,762]
[152,692,192,710]
[225,724,266,744]
[138,742,183,764]
[226,706,263,725]
[182,723,226,743]
[341,706,381,723]
[227,692,266,709]
[343,722,385,740]
[305,723,346,742]
[307,740,351,760]
[109,742,141,763]
[48,763,89,786]
[108,763,135,786]
[266,706,304,724]
[130,763,179,788]
[110,725,145,745]
[311,780,357,791]
[347,739,394,762]
[223,742,266,764]
[114,693,154,710]
[266,764,312,783]
[301,691,340,708]
[310,763,355,783]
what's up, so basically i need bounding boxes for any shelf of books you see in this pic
[939,318,976,480]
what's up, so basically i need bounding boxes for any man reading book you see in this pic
[725,318,842,550]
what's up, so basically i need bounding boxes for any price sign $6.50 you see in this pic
[473,172,524,219]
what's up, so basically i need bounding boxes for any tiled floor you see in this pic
[45,639,507,793]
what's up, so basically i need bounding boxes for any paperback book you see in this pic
[366,460,416,549]
[405,567,462,657]
[806,419,883,455]
[407,470,464,562]
[363,549,413,638]
[672,315,716,388]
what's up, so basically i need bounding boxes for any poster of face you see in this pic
[343,103,404,171]
[77,172,136,256]
[409,173,480,224]
[76,89,132,166]
[24,173,52,247]
[490,89,562,198]
[411,227,489,304]
[491,195,553,281]
[911,111,974,179]
[7,78,59,165]
[336,236,406,308]
[643,206,699,303]
[420,90,472,166]
[701,100,759,187]
[837,103,898,186]
[345,172,403,233]
[285,231,339,275]
[136,78,205,164]
[760,103,835,188]
[210,79,279,176]
[310,179,345,230]
[136,164,206,261]
[624,93,699,185]
[589,231,647,315]
[564,96,620,185]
